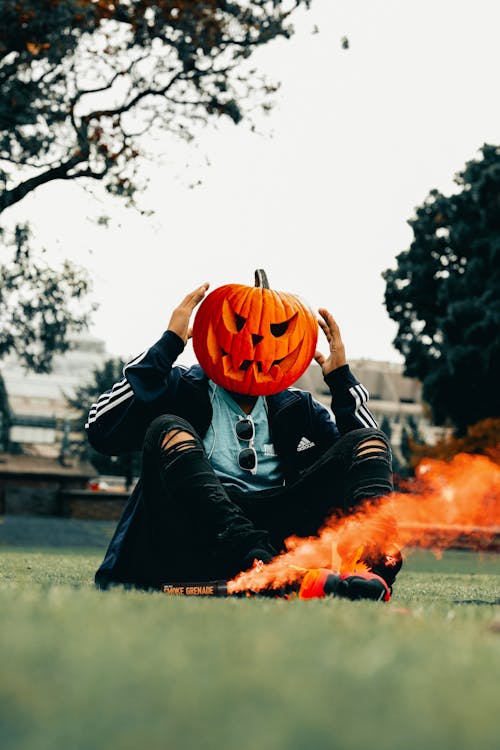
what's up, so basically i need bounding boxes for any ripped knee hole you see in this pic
[355,439,389,460]
[160,429,198,458]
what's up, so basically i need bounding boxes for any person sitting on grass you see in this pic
[87,271,402,599]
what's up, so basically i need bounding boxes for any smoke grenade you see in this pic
[162,569,390,601]
[163,581,228,597]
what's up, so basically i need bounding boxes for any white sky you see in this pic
[5,0,500,368]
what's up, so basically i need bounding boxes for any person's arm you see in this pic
[314,309,378,434]
[85,283,209,455]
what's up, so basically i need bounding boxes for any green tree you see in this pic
[406,414,423,444]
[1,2,311,370]
[0,223,94,371]
[0,371,10,451]
[379,414,405,478]
[0,0,311,214]
[66,357,141,484]
[383,144,500,435]
[399,425,411,474]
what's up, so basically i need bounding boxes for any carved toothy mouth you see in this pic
[220,343,302,381]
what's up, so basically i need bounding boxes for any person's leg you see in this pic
[232,429,390,533]
[340,430,393,506]
[230,428,401,585]
[139,414,275,586]
[303,428,402,585]
[330,430,402,585]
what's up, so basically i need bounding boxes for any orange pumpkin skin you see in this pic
[192,281,318,396]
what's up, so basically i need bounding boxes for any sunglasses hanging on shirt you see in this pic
[235,416,258,475]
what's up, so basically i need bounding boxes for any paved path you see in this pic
[0,515,115,549]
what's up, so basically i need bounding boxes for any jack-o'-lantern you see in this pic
[192,270,318,396]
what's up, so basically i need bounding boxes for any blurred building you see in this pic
[0,452,96,515]
[0,343,446,462]
[0,336,115,514]
[295,359,447,454]
[0,336,110,459]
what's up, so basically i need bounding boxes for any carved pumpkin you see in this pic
[192,270,318,396]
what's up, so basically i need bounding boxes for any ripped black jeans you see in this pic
[136,414,400,589]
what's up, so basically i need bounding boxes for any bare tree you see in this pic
[0,0,310,214]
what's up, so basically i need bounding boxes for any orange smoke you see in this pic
[227,452,500,595]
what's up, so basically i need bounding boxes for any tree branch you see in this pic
[0,152,88,212]
[67,168,107,180]
[80,68,192,122]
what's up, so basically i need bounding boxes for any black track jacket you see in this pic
[86,330,377,587]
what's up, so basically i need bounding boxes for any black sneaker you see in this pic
[363,548,403,588]
[298,568,391,602]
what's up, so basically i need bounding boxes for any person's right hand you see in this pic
[167,282,209,345]
[314,308,347,375]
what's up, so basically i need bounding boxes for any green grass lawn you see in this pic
[1,546,499,750]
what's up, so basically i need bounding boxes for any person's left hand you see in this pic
[167,282,210,345]
[314,308,347,375]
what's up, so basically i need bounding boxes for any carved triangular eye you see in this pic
[270,313,297,338]
[270,321,288,337]
[235,313,246,332]
[222,298,247,333]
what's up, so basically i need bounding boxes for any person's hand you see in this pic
[167,282,209,345]
[314,308,347,375]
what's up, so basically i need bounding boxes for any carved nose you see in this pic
[252,334,263,346]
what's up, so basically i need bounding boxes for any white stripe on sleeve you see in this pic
[123,350,148,374]
[95,379,129,407]
[353,384,378,428]
[86,389,134,426]
[86,379,133,428]
[349,385,378,429]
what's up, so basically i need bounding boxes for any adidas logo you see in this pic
[297,436,316,452]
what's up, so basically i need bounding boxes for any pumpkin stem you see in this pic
[254,269,270,289]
